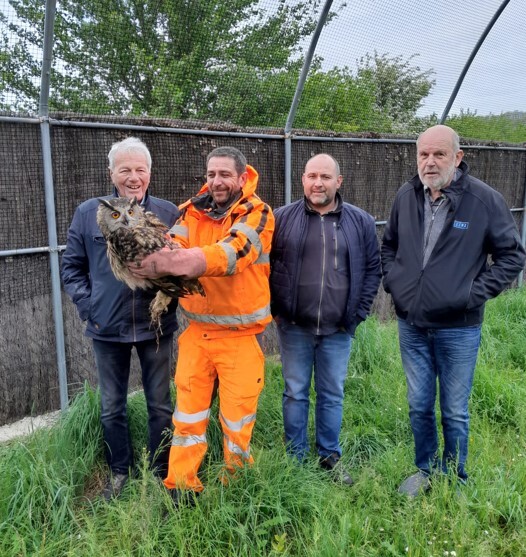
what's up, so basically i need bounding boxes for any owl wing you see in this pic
[152,274,205,299]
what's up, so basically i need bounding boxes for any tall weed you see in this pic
[0,288,525,555]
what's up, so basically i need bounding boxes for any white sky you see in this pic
[311,0,525,117]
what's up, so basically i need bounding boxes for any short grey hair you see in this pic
[416,125,460,153]
[108,137,152,171]
[305,153,341,176]
[206,146,247,176]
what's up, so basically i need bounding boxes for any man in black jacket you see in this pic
[270,153,381,485]
[382,125,525,496]
[62,137,179,501]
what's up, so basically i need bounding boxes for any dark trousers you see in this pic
[92,334,174,476]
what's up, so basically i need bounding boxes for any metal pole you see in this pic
[439,0,511,123]
[519,166,526,287]
[40,0,68,410]
[283,0,333,204]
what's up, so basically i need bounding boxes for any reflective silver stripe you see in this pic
[231,223,262,255]
[220,412,256,432]
[224,434,251,459]
[181,304,271,325]
[168,224,188,238]
[218,242,237,275]
[171,433,207,447]
[254,252,269,265]
[173,407,211,424]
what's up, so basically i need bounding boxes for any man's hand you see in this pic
[127,247,206,279]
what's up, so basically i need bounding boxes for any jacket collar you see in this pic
[411,160,469,192]
[185,164,259,218]
[411,160,469,211]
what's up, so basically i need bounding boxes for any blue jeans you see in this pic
[277,321,353,461]
[92,334,174,476]
[398,319,481,480]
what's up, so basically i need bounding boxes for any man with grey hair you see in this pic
[381,125,525,497]
[62,137,180,501]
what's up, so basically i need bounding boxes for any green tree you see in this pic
[447,109,526,143]
[356,51,435,133]
[295,65,383,132]
[1,1,436,133]
[0,0,324,117]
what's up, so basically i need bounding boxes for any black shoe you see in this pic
[319,454,354,486]
[170,488,200,509]
[101,473,128,501]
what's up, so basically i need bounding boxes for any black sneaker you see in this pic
[170,488,200,509]
[101,473,128,501]
[319,454,354,486]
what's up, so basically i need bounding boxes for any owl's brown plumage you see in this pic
[96,196,204,329]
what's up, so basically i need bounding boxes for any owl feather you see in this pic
[96,196,205,332]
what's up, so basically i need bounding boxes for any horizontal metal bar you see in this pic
[0,245,66,257]
[2,207,525,256]
[0,115,41,124]
[51,119,284,140]
[293,134,526,151]
[292,135,417,144]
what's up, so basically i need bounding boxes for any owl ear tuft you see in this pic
[130,196,138,207]
[98,198,114,209]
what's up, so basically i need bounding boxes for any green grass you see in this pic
[1,287,526,556]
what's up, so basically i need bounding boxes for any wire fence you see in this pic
[0,0,525,425]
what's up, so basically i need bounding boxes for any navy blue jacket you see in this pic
[61,191,180,342]
[270,197,381,335]
[381,161,526,328]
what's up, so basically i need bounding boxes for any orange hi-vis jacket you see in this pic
[169,165,274,337]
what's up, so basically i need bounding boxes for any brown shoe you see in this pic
[398,472,431,497]
[101,473,128,501]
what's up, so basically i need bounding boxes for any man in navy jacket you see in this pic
[61,137,179,500]
[382,125,526,496]
[270,153,381,485]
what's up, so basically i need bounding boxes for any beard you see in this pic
[419,161,457,191]
[307,192,333,207]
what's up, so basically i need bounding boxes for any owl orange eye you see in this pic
[111,211,120,219]
[128,209,135,216]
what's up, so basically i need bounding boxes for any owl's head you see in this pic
[96,196,144,235]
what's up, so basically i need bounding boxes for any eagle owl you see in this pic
[96,196,204,329]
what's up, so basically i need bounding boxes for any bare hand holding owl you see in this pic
[129,247,206,280]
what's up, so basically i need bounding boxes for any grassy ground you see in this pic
[1,288,525,556]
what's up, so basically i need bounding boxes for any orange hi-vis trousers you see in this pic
[163,323,265,492]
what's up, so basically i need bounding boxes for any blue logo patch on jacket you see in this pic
[453,220,469,230]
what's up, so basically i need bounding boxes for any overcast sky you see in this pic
[310,0,525,117]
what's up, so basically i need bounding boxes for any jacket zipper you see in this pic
[333,222,338,270]
[132,290,137,342]
[316,216,327,334]
[423,197,445,268]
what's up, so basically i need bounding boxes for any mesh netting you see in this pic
[1,0,525,424]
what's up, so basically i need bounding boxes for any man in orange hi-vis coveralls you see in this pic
[128,146,274,507]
